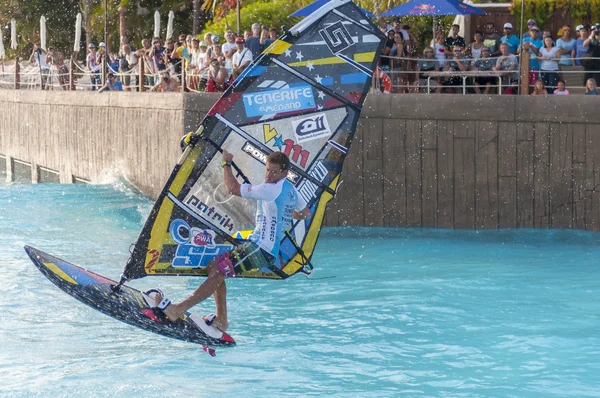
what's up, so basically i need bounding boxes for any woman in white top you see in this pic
[434,31,446,67]
[539,35,560,94]
[468,31,485,59]
[187,38,201,90]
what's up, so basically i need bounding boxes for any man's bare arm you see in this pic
[293,207,311,220]
[223,150,241,196]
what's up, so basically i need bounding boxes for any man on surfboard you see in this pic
[154,150,311,331]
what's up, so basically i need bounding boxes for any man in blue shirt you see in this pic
[501,22,520,54]
[520,26,543,85]
[154,151,311,332]
[98,73,123,92]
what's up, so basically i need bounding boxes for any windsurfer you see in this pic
[154,150,311,331]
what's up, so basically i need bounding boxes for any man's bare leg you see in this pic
[209,282,228,331]
[155,260,226,326]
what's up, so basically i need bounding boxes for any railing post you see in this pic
[139,59,146,92]
[101,56,107,85]
[14,58,20,90]
[181,63,186,92]
[520,50,530,95]
[69,58,76,91]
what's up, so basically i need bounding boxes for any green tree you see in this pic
[509,0,600,27]
[201,0,303,38]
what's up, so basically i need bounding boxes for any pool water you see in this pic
[1,182,600,397]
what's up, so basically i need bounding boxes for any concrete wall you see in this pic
[2,90,600,230]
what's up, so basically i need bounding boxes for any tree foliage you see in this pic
[201,0,303,38]
[509,0,600,27]
[0,0,79,57]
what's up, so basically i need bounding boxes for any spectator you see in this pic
[483,22,502,57]
[380,30,395,72]
[211,43,226,66]
[556,25,575,72]
[441,44,469,93]
[468,30,485,59]
[150,71,180,92]
[98,73,123,92]
[243,29,252,41]
[259,25,269,48]
[532,79,548,95]
[52,51,70,90]
[574,26,590,68]
[434,31,446,67]
[554,79,569,95]
[583,25,600,84]
[206,58,230,92]
[585,78,598,95]
[246,23,262,57]
[86,43,101,91]
[493,42,519,93]
[171,34,192,70]
[119,36,136,55]
[187,37,201,90]
[203,32,214,58]
[520,26,543,88]
[29,43,51,89]
[444,24,466,55]
[222,30,238,76]
[97,42,107,66]
[523,19,537,39]
[415,46,439,93]
[539,35,560,94]
[232,37,253,80]
[164,38,178,77]
[108,53,119,74]
[150,38,167,83]
[390,32,407,93]
[393,20,410,41]
[262,27,278,49]
[501,23,520,54]
[470,47,496,94]
[196,41,210,91]
[119,44,138,91]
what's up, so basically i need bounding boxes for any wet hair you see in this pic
[267,151,290,171]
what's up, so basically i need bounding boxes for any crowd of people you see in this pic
[379,19,600,95]
[22,17,600,96]
[76,23,279,93]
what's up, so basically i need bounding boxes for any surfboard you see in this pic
[24,245,236,348]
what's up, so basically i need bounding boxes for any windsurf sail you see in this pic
[119,0,386,282]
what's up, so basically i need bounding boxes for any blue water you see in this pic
[1,182,600,397]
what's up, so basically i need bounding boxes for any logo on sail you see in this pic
[242,84,315,117]
[292,113,331,144]
[242,141,300,183]
[168,219,232,268]
[319,21,354,54]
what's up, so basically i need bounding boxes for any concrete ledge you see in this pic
[0,90,184,110]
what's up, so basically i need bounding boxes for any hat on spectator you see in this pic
[576,24,584,31]
[88,43,96,48]
[99,42,106,47]
[504,22,513,29]
[530,26,540,31]
[235,37,245,43]
[527,19,537,25]
[199,41,208,47]
[212,34,220,43]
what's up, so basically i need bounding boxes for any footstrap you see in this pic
[157,297,171,310]
[204,313,216,326]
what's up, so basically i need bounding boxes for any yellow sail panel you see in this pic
[144,145,203,274]
[282,176,340,276]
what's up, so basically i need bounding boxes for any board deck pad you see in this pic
[24,245,235,347]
